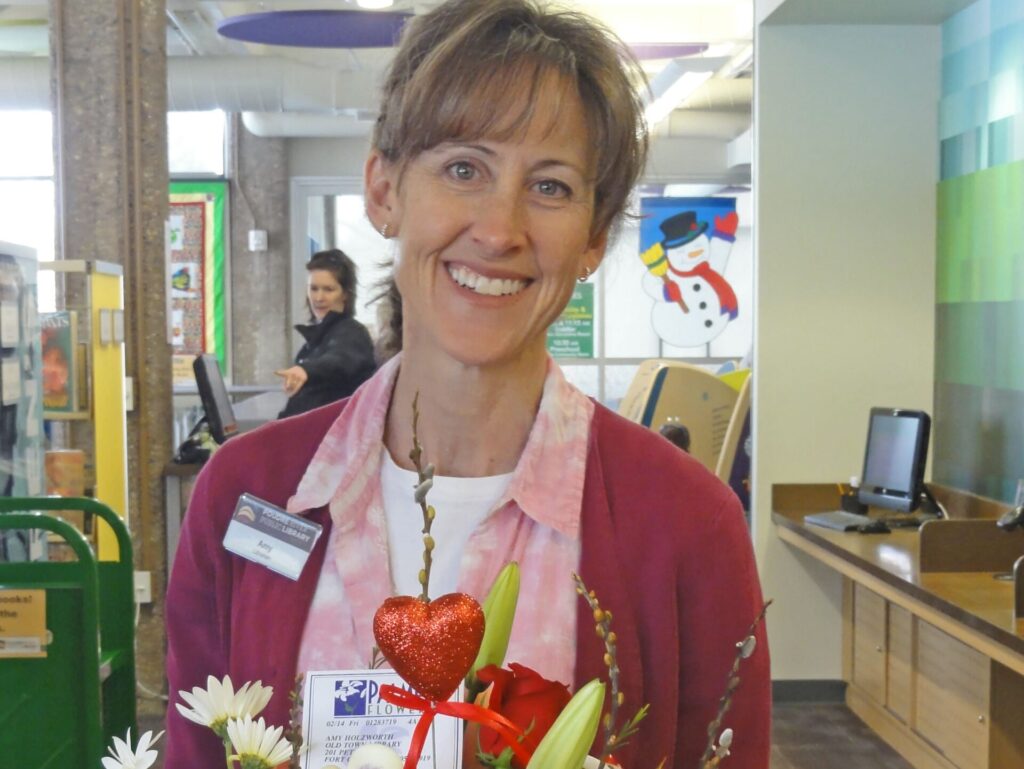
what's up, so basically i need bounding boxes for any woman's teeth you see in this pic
[448,264,527,296]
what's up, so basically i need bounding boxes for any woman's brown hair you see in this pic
[371,0,648,360]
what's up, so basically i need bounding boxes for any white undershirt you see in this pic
[380,446,513,598]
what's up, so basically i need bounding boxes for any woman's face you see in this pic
[307,269,346,321]
[369,76,607,369]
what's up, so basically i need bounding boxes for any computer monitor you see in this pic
[858,407,931,513]
[192,354,238,444]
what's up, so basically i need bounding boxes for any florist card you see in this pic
[301,669,463,769]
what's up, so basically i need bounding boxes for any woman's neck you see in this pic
[384,347,548,478]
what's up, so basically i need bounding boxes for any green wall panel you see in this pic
[937,158,1024,303]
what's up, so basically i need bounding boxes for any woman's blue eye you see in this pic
[536,179,570,198]
[448,161,476,180]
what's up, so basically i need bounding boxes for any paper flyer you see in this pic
[301,670,463,769]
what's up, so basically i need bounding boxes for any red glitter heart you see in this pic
[373,592,485,702]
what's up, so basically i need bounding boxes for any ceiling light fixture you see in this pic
[217,9,410,48]
[643,56,728,129]
[357,0,395,7]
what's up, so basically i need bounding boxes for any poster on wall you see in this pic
[168,181,227,386]
[638,197,741,350]
[546,283,594,358]
[39,311,79,415]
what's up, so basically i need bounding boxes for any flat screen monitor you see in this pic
[193,354,238,444]
[858,407,931,513]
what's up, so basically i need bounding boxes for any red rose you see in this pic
[476,663,572,766]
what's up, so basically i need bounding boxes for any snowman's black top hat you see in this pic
[660,211,708,249]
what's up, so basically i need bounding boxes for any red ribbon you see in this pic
[379,684,536,769]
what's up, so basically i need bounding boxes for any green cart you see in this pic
[0,497,136,767]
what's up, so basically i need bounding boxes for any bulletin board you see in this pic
[168,181,227,386]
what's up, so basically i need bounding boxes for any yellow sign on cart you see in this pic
[0,589,47,658]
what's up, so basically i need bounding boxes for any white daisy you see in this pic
[176,675,273,738]
[226,714,294,768]
[101,728,164,769]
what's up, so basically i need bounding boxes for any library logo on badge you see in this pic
[334,679,368,717]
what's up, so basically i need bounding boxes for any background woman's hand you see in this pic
[274,365,309,396]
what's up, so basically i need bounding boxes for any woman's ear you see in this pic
[582,227,610,277]
[364,151,398,235]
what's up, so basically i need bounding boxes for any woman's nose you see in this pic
[471,187,527,257]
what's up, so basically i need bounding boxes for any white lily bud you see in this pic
[347,744,403,769]
[527,679,605,769]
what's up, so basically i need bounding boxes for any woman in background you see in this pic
[276,249,375,417]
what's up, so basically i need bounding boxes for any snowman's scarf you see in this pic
[666,261,738,319]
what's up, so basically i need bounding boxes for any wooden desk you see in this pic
[773,483,1024,769]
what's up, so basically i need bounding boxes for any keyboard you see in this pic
[803,510,872,531]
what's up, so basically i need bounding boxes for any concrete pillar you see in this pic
[50,0,171,716]
[229,116,291,384]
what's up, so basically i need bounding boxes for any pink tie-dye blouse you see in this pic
[288,354,594,687]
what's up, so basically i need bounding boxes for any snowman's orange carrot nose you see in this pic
[640,242,689,313]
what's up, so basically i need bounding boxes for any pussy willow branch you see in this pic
[573,573,646,769]
[409,392,437,601]
[284,674,305,769]
[698,600,773,768]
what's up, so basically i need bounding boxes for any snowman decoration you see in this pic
[639,210,739,348]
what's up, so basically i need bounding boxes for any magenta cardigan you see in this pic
[165,398,770,769]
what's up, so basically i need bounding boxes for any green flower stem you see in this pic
[223,738,235,768]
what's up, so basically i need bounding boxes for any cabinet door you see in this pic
[886,603,914,723]
[852,584,887,704]
[915,620,989,769]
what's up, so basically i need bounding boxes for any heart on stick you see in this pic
[373,592,486,702]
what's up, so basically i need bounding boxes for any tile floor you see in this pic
[140,700,914,769]
[770,702,913,769]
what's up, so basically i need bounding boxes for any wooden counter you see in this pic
[773,484,1024,769]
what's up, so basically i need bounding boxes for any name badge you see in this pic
[222,494,323,580]
[301,669,463,769]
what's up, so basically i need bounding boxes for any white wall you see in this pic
[753,24,939,679]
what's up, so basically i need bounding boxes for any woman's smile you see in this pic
[445,262,530,297]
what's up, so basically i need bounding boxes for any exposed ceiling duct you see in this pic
[0,56,380,113]
[0,56,750,140]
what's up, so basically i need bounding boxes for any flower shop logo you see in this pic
[334,679,416,718]
[334,679,368,717]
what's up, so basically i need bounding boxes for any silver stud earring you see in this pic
[380,222,389,239]
[578,266,592,283]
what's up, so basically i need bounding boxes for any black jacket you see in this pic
[278,311,376,418]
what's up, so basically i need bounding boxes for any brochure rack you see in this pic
[0,497,136,766]
[38,261,129,560]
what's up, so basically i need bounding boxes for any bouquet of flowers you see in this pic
[104,399,766,769]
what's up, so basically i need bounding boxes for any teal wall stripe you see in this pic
[941,1,1024,179]
[943,0,989,55]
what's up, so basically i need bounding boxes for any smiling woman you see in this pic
[165,2,770,768]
